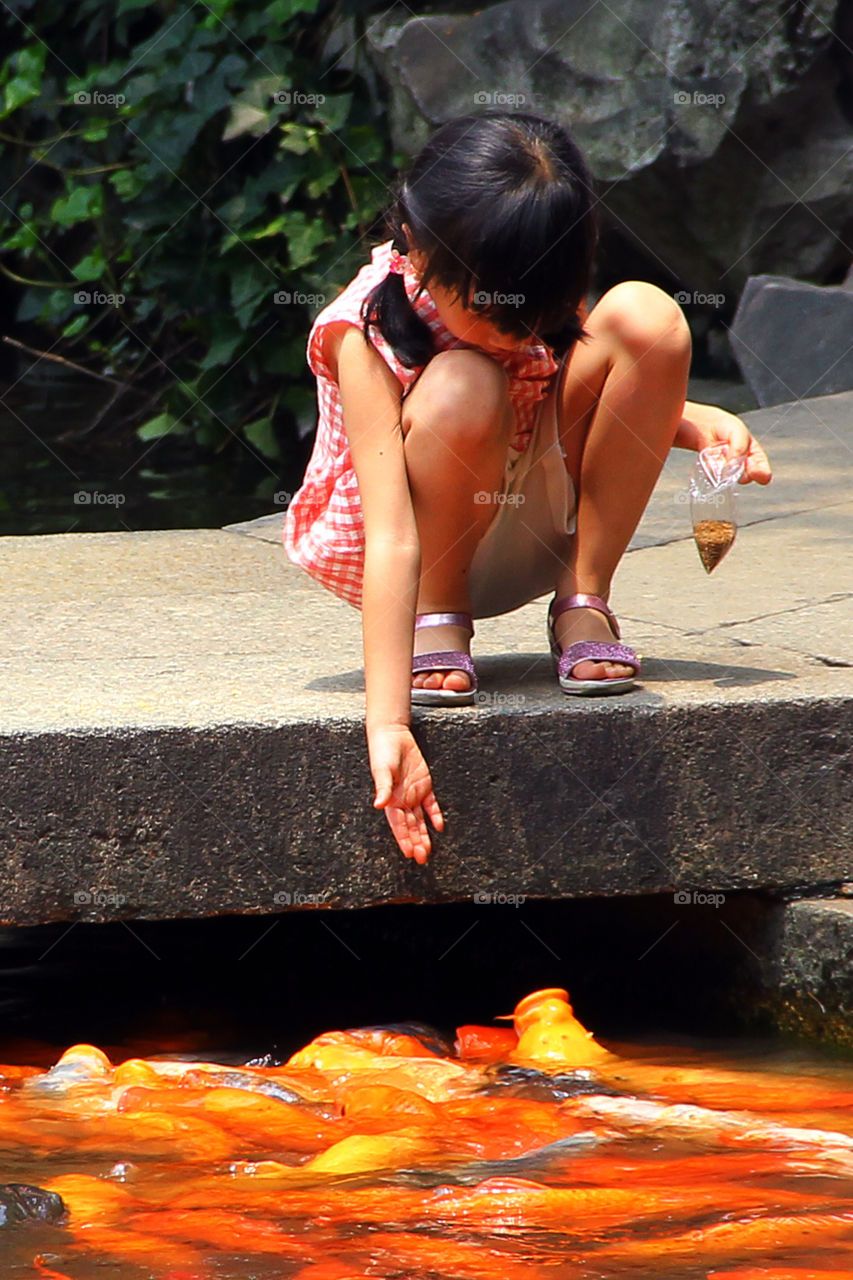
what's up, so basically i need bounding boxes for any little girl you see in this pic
[284,112,772,866]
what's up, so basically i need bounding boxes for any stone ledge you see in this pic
[0,392,851,924]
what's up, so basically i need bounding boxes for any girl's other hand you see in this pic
[367,723,444,865]
[676,402,773,485]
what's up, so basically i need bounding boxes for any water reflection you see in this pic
[2,988,853,1277]
[0,371,306,536]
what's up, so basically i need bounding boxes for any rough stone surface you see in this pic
[362,0,852,293]
[747,899,853,1047]
[0,392,851,925]
[729,275,853,407]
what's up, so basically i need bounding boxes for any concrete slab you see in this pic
[1,392,852,925]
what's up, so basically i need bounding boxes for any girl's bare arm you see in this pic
[335,324,420,728]
[331,324,443,864]
[675,400,772,484]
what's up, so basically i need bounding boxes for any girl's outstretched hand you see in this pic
[367,723,444,865]
[676,402,773,485]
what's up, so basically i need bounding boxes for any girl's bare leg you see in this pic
[402,349,513,692]
[554,281,692,680]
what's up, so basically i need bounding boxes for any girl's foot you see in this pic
[412,617,474,693]
[552,602,635,681]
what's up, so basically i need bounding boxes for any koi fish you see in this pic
[303,1129,440,1175]
[710,1270,853,1279]
[590,1210,853,1265]
[455,1025,519,1062]
[569,1094,853,1165]
[199,1086,335,1151]
[351,1228,566,1280]
[25,1044,114,1092]
[509,988,614,1069]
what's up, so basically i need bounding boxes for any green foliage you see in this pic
[0,0,396,460]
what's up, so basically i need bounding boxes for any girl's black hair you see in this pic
[362,112,599,366]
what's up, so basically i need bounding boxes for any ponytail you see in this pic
[361,229,434,368]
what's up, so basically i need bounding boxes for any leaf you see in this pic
[62,313,89,338]
[284,211,328,269]
[268,0,321,17]
[281,383,317,439]
[1,221,39,252]
[132,11,195,67]
[136,108,211,174]
[199,324,245,371]
[137,412,182,440]
[71,248,106,282]
[3,45,46,116]
[277,122,314,155]
[222,102,270,142]
[230,260,274,311]
[220,214,289,254]
[108,168,145,201]
[312,93,352,133]
[156,49,215,88]
[50,184,103,227]
[242,416,280,459]
[345,123,386,169]
[81,122,111,142]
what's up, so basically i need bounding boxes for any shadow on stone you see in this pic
[641,656,797,687]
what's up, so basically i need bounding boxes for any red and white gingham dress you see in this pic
[283,240,559,609]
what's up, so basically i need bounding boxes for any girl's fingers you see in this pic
[386,807,414,858]
[422,792,444,831]
[745,436,773,484]
[372,766,395,808]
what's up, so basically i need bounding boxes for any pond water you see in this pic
[2,988,853,1280]
[0,369,310,538]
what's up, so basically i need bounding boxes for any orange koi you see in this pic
[592,1211,853,1264]
[360,1228,566,1280]
[711,1270,853,1279]
[337,1082,439,1123]
[127,1206,309,1255]
[510,988,613,1069]
[712,1264,853,1274]
[455,1025,518,1062]
[304,1128,440,1175]
[43,1173,139,1222]
[284,1033,475,1100]
[199,1086,335,1151]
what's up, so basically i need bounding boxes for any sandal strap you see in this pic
[412,651,477,689]
[549,593,620,639]
[415,612,474,635]
[558,641,640,678]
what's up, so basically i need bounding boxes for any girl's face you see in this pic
[407,247,534,354]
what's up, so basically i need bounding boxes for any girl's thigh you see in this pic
[557,281,689,470]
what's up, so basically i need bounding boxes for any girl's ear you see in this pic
[407,248,427,279]
[400,222,426,278]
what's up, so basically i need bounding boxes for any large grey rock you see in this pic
[363,0,852,294]
[729,274,853,406]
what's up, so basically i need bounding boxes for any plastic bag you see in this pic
[688,445,746,573]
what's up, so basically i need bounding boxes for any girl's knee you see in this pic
[594,281,692,363]
[403,349,511,450]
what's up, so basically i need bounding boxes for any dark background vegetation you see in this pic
[0,0,398,531]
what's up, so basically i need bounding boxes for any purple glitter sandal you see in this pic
[411,612,478,707]
[547,593,641,696]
